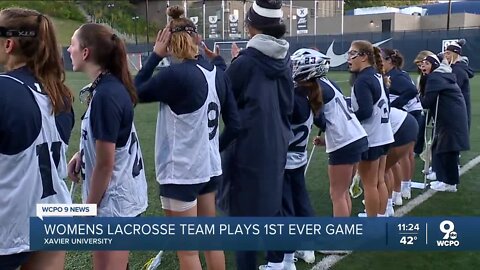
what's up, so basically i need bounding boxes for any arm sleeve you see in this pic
[225,56,250,101]
[55,107,75,145]
[218,75,242,152]
[353,80,374,122]
[420,89,439,110]
[390,76,418,109]
[454,68,468,92]
[134,54,182,104]
[211,55,227,71]
[0,92,6,136]
[90,92,122,143]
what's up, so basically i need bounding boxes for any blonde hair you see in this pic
[414,50,433,64]
[448,52,460,65]
[167,6,198,60]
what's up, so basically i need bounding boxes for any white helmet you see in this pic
[291,48,330,82]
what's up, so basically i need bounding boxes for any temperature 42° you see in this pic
[400,235,418,245]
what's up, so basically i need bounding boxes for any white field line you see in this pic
[311,154,480,270]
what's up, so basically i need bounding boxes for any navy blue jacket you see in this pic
[420,65,469,153]
[219,46,294,217]
[451,60,474,129]
[386,67,418,109]
[134,53,240,151]
[452,61,474,97]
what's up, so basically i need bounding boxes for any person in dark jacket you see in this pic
[419,54,469,192]
[218,0,294,269]
[444,39,475,132]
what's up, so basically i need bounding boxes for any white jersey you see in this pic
[286,111,313,169]
[321,78,367,153]
[389,107,408,134]
[80,93,148,217]
[155,65,222,185]
[0,75,71,255]
[351,74,395,147]
[389,94,423,112]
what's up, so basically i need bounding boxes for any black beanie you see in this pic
[424,54,441,71]
[246,0,283,28]
[445,39,466,55]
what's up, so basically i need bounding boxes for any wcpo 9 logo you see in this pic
[437,220,460,247]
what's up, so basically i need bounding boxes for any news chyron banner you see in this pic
[31,207,480,251]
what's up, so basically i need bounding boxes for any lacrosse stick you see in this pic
[69,182,77,202]
[142,251,164,270]
[417,96,439,190]
[304,145,316,176]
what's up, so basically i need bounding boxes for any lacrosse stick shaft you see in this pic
[423,97,440,189]
[70,182,77,201]
[304,145,316,176]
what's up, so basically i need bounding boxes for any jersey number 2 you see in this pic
[289,125,309,152]
[377,99,389,123]
[36,142,61,199]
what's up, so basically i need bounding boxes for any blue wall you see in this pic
[62,28,480,72]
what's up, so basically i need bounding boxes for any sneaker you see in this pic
[392,192,403,206]
[259,265,284,270]
[422,166,432,174]
[318,250,350,255]
[294,250,315,264]
[401,182,411,200]
[283,260,297,270]
[426,172,437,180]
[431,182,457,192]
[386,205,395,217]
[358,212,367,217]
[429,180,442,188]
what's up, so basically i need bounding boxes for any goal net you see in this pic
[213,41,248,64]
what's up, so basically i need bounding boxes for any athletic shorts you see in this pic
[0,252,30,270]
[361,144,390,161]
[391,113,419,147]
[329,137,369,165]
[159,176,220,203]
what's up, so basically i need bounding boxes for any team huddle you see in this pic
[0,0,474,270]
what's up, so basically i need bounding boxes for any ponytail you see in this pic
[373,46,390,89]
[31,15,73,113]
[107,35,138,105]
[373,46,384,75]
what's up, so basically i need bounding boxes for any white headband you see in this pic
[252,2,283,18]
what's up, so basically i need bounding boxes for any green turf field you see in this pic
[63,71,480,270]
